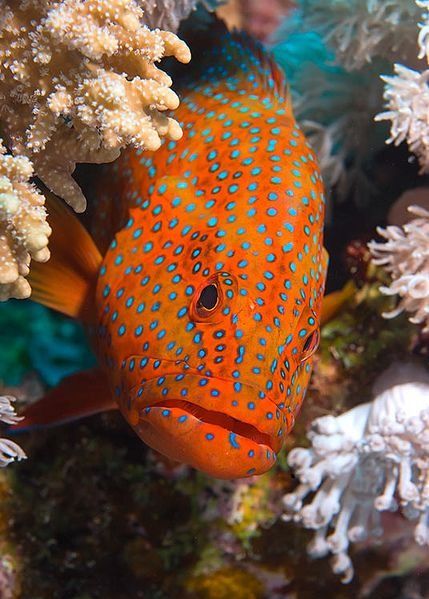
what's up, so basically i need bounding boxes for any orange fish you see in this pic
[16,28,328,479]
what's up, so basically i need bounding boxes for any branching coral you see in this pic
[0,0,191,300]
[0,141,51,300]
[0,395,26,466]
[283,362,429,583]
[0,0,191,212]
[368,205,429,332]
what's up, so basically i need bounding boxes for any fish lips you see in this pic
[129,373,284,479]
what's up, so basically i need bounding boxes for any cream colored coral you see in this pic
[0,141,51,301]
[0,0,191,212]
[369,205,429,332]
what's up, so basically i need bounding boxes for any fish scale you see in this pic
[21,27,327,479]
[92,30,327,478]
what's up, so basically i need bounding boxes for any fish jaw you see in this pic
[123,372,286,479]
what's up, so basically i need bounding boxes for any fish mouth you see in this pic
[145,399,274,450]
[125,369,285,478]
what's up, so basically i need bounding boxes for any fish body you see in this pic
[24,28,327,479]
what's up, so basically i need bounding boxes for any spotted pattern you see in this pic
[92,31,327,479]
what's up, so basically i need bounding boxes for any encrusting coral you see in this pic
[0,0,191,300]
[0,141,51,300]
[282,362,429,584]
[369,205,429,332]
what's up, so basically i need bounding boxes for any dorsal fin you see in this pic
[175,17,290,103]
[29,193,102,322]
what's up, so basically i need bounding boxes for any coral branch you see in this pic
[0,141,51,300]
[0,0,191,212]
[0,0,191,300]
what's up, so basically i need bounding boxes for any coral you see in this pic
[290,0,421,72]
[270,18,387,202]
[417,0,429,62]
[368,205,429,332]
[376,65,429,173]
[142,0,220,32]
[0,0,191,212]
[0,395,26,467]
[0,141,51,301]
[271,1,429,203]
[375,1,429,172]
[199,474,278,553]
[282,362,429,583]
[0,300,95,387]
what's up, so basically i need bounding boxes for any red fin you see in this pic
[29,193,102,322]
[11,369,117,431]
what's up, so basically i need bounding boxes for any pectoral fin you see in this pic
[29,192,102,322]
[321,280,356,325]
[11,369,117,431]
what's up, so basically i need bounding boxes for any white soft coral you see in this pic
[295,0,422,71]
[375,65,429,173]
[283,362,429,583]
[368,205,429,332]
[0,396,26,467]
[375,0,429,172]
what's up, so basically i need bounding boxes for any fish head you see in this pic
[96,157,326,478]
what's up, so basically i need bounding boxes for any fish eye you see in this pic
[300,329,320,362]
[197,284,219,313]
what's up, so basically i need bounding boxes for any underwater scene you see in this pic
[0,0,428,597]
